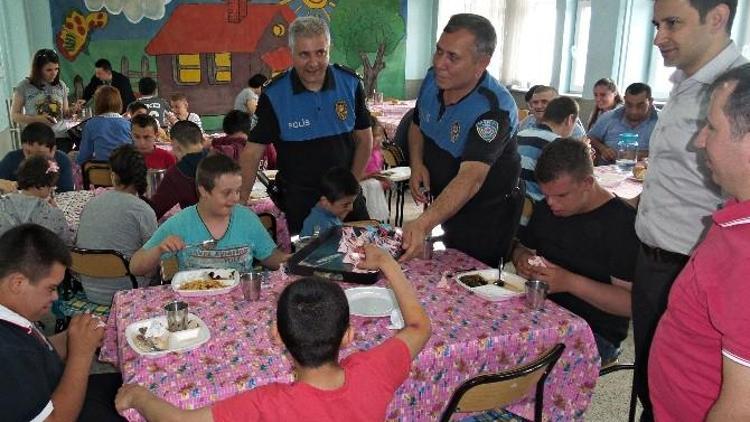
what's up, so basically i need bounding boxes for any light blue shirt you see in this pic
[300,204,342,237]
[144,205,276,271]
[588,105,659,150]
[77,114,132,164]
[518,114,586,139]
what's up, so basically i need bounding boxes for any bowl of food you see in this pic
[171,269,239,296]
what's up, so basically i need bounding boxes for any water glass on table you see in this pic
[165,301,189,331]
[616,133,639,172]
[525,280,549,310]
[240,271,261,301]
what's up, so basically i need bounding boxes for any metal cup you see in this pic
[241,272,261,301]
[164,301,189,331]
[525,280,549,310]
[421,238,433,260]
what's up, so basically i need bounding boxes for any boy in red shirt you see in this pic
[131,114,176,170]
[115,245,431,421]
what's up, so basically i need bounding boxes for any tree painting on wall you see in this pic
[330,0,405,97]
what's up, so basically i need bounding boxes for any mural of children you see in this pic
[166,93,203,133]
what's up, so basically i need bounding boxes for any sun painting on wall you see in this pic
[279,0,336,20]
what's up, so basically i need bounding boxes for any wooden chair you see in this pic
[518,108,530,121]
[82,160,113,190]
[344,219,380,228]
[440,344,566,422]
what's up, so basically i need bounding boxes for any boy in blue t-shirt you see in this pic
[300,167,360,237]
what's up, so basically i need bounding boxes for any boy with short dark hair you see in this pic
[0,122,73,193]
[137,77,170,128]
[117,245,431,421]
[148,121,208,219]
[300,167,360,236]
[131,114,176,170]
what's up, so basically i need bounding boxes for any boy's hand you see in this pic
[158,235,185,254]
[66,314,104,358]
[115,384,150,412]
[358,244,396,270]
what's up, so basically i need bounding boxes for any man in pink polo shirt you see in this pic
[649,63,750,421]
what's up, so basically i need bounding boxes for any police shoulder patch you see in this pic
[333,63,363,80]
[475,119,499,142]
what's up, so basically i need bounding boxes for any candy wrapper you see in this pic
[528,255,548,268]
[338,224,403,269]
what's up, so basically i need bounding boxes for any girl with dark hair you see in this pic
[588,78,623,130]
[0,155,69,243]
[10,49,80,152]
[75,144,158,305]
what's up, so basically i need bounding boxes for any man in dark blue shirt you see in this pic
[239,16,373,233]
[401,13,520,266]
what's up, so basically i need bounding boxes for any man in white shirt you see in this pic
[632,1,747,419]
[0,224,121,421]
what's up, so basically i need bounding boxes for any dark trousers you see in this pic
[78,372,126,421]
[55,137,75,153]
[632,243,689,421]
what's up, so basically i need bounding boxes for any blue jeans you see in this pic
[594,332,622,365]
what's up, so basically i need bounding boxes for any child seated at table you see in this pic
[300,167,359,237]
[148,121,208,219]
[115,244,431,421]
[126,102,169,141]
[131,114,176,170]
[211,110,277,168]
[166,93,203,133]
[359,114,391,221]
[0,155,69,243]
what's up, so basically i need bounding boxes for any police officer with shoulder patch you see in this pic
[400,13,520,266]
[239,16,372,233]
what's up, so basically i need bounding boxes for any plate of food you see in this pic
[345,286,398,317]
[171,269,239,296]
[125,313,210,358]
[454,269,526,302]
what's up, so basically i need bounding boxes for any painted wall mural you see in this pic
[49,0,407,128]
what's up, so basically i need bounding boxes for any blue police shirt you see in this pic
[588,105,659,151]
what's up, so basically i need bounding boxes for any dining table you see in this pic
[594,165,643,199]
[369,99,416,140]
[100,248,601,421]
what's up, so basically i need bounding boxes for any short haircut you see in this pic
[169,121,203,147]
[709,63,750,140]
[277,277,349,367]
[525,85,544,103]
[0,224,71,284]
[686,0,737,33]
[16,155,59,190]
[625,82,653,98]
[94,85,123,115]
[29,49,60,88]
[248,74,268,88]
[320,167,360,202]
[196,153,241,192]
[109,144,148,196]
[127,101,148,115]
[170,92,188,103]
[95,58,112,72]
[21,122,56,149]
[222,110,252,134]
[289,16,330,50]
[131,113,159,133]
[443,13,497,57]
[535,138,594,184]
[532,85,558,97]
[541,96,579,125]
[138,77,157,95]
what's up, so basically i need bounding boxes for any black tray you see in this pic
[287,226,380,285]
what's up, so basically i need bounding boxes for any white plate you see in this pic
[171,269,239,296]
[345,287,397,317]
[125,313,210,358]
[454,269,526,302]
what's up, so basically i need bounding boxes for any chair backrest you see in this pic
[258,212,277,243]
[440,343,565,422]
[504,179,527,259]
[518,108,530,121]
[82,160,113,190]
[381,144,405,168]
[70,247,137,289]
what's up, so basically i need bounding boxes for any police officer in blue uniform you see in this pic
[239,16,373,234]
[401,13,521,266]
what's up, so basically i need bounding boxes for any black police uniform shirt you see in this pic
[0,306,64,422]
[249,65,371,190]
[413,68,520,217]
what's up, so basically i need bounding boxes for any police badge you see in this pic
[450,121,461,143]
[476,119,499,142]
[335,100,348,120]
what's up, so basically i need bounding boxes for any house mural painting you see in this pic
[49,0,406,129]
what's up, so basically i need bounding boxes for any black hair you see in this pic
[320,167,360,202]
[276,277,349,367]
[541,96,580,125]
[109,144,148,196]
[709,63,750,139]
[29,49,60,88]
[127,101,149,115]
[16,155,59,190]
[196,154,241,192]
[686,0,737,33]
[222,110,252,134]
[131,113,159,133]
[138,77,157,96]
[525,85,544,104]
[535,138,593,184]
[21,122,56,149]
[169,121,203,147]
[625,82,653,98]
[0,224,71,284]
[248,74,268,89]
[443,13,497,57]
[95,58,112,72]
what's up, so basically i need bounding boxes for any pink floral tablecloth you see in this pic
[370,100,416,140]
[100,249,600,421]
[55,190,291,252]
[594,165,643,199]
